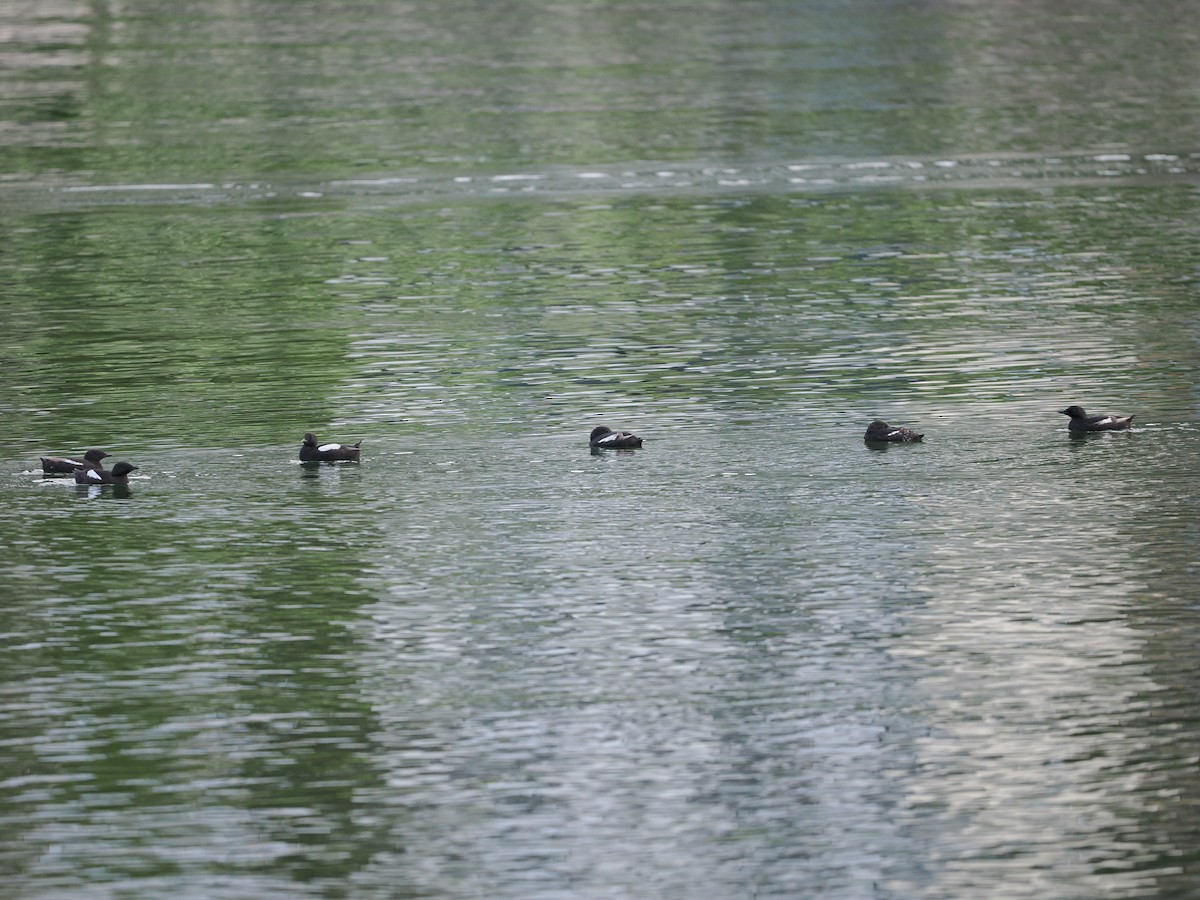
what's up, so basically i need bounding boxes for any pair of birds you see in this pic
[40,449,139,484]
[865,405,1135,444]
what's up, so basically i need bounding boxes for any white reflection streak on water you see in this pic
[347,439,925,897]
[891,497,1168,897]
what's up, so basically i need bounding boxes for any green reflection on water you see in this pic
[1,199,363,448]
[2,0,1198,181]
[2,183,1198,452]
[0,476,393,884]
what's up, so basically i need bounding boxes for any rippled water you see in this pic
[3,1,1200,897]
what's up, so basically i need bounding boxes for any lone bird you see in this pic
[589,426,643,449]
[1059,405,1134,433]
[864,420,924,444]
[42,448,109,475]
[300,433,362,462]
[74,461,138,485]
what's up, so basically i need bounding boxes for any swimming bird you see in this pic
[300,433,362,462]
[864,420,924,443]
[41,449,110,475]
[1059,405,1134,432]
[74,461,138,484]
[589,426,643,449]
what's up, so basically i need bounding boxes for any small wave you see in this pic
[8,150,1196,211]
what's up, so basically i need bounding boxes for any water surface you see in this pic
[2,1,1200,897]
